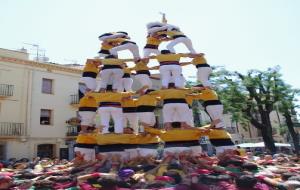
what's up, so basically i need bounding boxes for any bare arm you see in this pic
[148,55,157,59]
[179,53,204,58]
[86,58,102,64]
[135,86,149,94]
[150,76,160,80]
[180,62,192,66]
[149,66,160,70]
[257,176,287,189]
[119,58,136,62]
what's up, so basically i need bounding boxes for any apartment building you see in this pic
[0,48,163,160]
[0,48,82,160]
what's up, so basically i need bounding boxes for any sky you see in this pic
[0,0,300,89]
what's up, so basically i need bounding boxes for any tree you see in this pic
[211,66,289,153]
[277,83,300,155]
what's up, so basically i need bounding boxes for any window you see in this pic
[37,144,54,158]
[0,144,5,160]
[40,109,52,125]
[42,78,53,94]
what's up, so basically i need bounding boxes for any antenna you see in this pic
[159,12,167,24]
[23,43,40,60]
[23,43,49,62]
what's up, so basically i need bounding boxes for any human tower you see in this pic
[76,15,234,159]
[75,17,233,159]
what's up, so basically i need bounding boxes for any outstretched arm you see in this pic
[179,53,204,58]
[149,66,160,70]
[180,62,192,66]
[118,58,136,62]
[147,55,157,59]
[135,86,149,94]
[86,58,102,64]
[150,76,160,80]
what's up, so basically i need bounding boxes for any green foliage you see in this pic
[279,125,288,136]
[211,66,300,153]
[210,66,299,127]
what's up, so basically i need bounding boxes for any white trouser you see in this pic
[162,103,190,123]
[186,108,195,127]
[170,75,186,88]
[106,151,129,160]
[167,37,196,54]
[174,107,194,126]
[143,48,160,58]
[120,77,133,92]
[74,147,95,161]
[110,43,140,59]
[100,69,123,90]
[197,67,212,87]
[159,65,182,88]
[123,112,139,134]
[98,53,109,58]
[138,148,157,157]
[135,74,153,89]
[205,104,224,128]
[98,107,123,134]
[138,112,156,127]
[82,77,97,91]
[164,147,190,156]
[190,146,202,156]
[79,111,96,126]
[125,149,139,160]
[215,146,236,155]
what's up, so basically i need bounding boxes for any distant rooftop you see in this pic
[0,48,82,74]
[0,48,29,60]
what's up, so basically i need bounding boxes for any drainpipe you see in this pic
[25,70,32,138]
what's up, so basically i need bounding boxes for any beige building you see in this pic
[224,110,288,144]
[0,48,83,160]
[0,48,162,160]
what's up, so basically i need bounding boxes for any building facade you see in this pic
[0,48,163,160]
[0,48,82,160]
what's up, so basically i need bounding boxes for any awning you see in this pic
[237,142,291,148]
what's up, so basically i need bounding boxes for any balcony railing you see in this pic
[70,94,79,105]
[0,122,25,136]
[0,84,14,97]
[66,126,79,136]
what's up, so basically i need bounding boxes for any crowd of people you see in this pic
[1,150,300,189]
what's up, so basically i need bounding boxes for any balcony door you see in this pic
[37,144,55,158]
[0,144,5,160]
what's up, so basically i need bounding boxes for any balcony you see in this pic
[66,125,79,137]
[0,84,14,97]
[0,122,25,137]
[70,94,79,105]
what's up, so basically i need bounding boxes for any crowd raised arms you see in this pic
[79,18,225,140]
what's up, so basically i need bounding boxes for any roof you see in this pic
[0,56,82,74]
